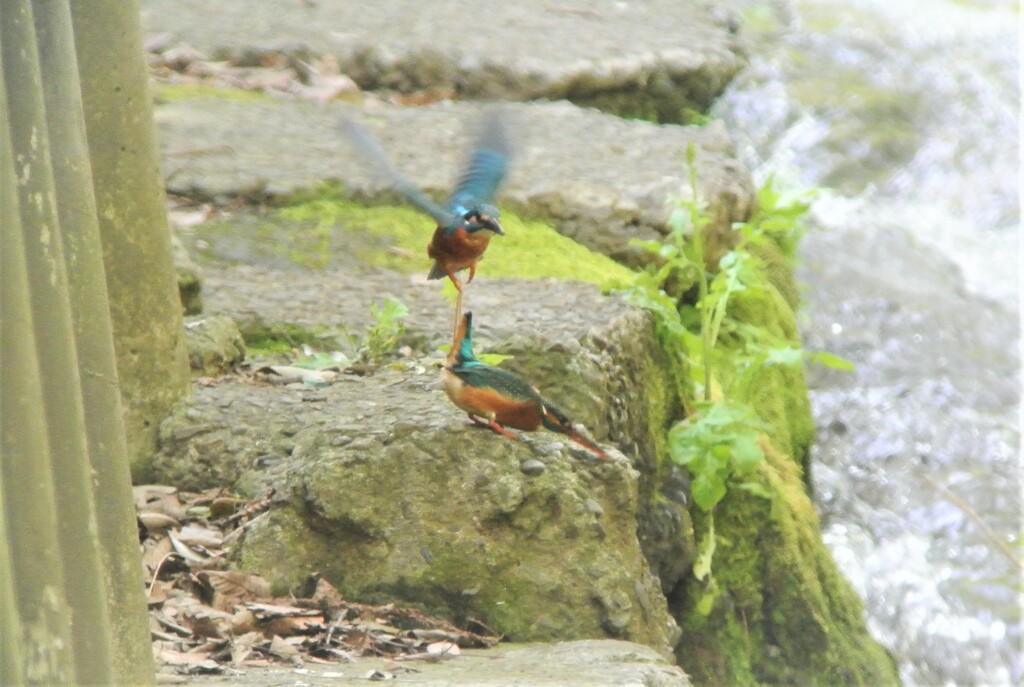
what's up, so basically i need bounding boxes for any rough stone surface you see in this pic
[183,314,246,375]
[142,0,744,120]
[172,231,204,315]
[143,2,898,683]
[170,639,690,687]
[161,264,694,591]
[153,270,693,654]
[155,98,755,267]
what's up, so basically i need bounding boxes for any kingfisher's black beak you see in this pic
[483,215,504,235]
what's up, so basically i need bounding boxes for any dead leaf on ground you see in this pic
[196,570,271,612]
[139,487,499,672]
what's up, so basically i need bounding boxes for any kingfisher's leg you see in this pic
[486,419,519,440]
[447,268,464,292]
[467,413,518,439]
[467,263,477,284]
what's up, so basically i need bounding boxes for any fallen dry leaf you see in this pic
[139,511,180,534]
[197,570,271,612]
[140,486,499,672]
[176,525,223,549]
[268,635,300,659]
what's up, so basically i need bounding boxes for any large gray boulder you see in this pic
[153,272,693,655]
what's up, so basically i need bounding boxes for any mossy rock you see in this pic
[665,253,896,685]
[672,440,899,686]
[183,315,246,376]
[238,425,679,655]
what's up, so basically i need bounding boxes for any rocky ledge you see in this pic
[142,0,745,122]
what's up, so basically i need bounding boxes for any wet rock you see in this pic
[183,315,245,375]
[154,99,755,268]
[141,0,744,120]
[237,399,680,654]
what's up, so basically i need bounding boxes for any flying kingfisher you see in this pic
[341,111,509,292]
[442,312,611,461]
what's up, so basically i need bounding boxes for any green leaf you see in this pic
[477,352,514,366]
[731,433,764,475]
[629,238,665,254]
[766,346,804,366]
[691,472,727,511]
[735,481,771,499]
[809,350,856,371]
[440,278,460,304]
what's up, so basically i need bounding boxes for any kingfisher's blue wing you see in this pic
[450,363,542,404]
[446,110,510,215]
[340,116,456,226]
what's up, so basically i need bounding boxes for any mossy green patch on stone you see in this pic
[190,185,635,286]
[277,188,636,287]
[673,436,899,686]
[241,321,347,357]
[666,246,895,685]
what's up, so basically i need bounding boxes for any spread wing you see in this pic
[340,115,456,226]
[446,110,510,214]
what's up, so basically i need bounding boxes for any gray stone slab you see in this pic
[156,99,753,265]
[165,639,690,686]
[141,0,743,117]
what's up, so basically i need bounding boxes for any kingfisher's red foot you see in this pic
[447,269,464,292]
[487,419,519,440]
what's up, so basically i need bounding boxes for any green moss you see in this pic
[241,322,344,356]
[153,82,266,104]
[277,187,636,287]
[674,439,899,685]
[191,184,635,285]
[669,255,897,685]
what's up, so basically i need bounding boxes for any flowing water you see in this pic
[713,1,1021,684]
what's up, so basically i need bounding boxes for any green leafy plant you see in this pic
[363,297,409,363]
[620,145,848,600]
[670,400,771,511]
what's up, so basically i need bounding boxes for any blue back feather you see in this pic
[446,111,509,216]
[342,111,509,234]
[455,313,480,366]
[340,115,455,226]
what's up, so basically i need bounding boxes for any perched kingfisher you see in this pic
[442,312,611,461]
[341,112,509,292]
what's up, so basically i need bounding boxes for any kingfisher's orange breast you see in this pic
[428,227,493,269]
[442,370,543,431]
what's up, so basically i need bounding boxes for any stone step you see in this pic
[141,0,744,121]
[156,98,753,267]
[164,639,690,686]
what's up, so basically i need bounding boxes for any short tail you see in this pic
[428,262,446,280]
[540,402,611,461]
